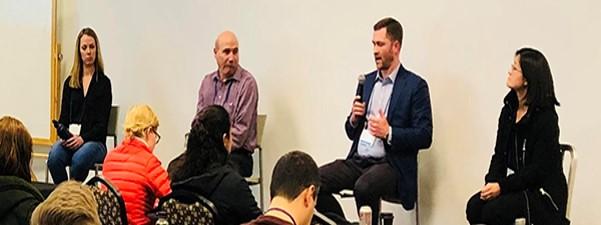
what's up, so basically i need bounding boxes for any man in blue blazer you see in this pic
[316,17,433,225]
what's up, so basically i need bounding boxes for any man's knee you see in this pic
[317,160,345,193]
[353,179,376,199]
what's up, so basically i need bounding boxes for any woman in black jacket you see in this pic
[466,48,569,225]
[47,27,112,184]
[168,105,261,225]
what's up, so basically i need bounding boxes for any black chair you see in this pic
[245,114,266,209]
[86,176,128,225]
[157,189,218,225]
[93,105,119,175]
[559,143,577,219]
[107,105,119,148]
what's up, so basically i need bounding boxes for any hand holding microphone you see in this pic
[351,96,366,125]
[351,74,366,125]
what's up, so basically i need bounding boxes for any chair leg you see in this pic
[45,160,49,183]
[415,200,420,225]
[94,164,102,176]
[259,148,264,210]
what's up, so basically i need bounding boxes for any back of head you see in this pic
[123,104,159,139]
[516,47,560,108]
[30,181,101,225]
[173,105,231,182]
[0,116,33,181]
[270,151,320,201]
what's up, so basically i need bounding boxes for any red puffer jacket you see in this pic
[102,138,171,225]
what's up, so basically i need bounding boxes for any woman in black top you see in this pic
[466,48,569,225]
[47,27,112,184]
[168,105,261,225]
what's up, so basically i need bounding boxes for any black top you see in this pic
[58,71,112,144]
[0,176,44,225]
[485,91,568,214]
[168,154,262,225]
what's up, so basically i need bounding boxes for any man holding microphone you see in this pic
[315,17,433,225]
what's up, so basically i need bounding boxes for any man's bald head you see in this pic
[213,31,240,79]
[214,31,238,50]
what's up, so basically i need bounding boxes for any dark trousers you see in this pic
[316,158,399,225]
[229,148,253,177]
[466,191,527,225]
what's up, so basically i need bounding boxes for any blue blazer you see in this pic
[344,65,433,210]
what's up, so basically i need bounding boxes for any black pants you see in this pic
[467,190,570,225]
[316,158,399,225]
[466,191,527,225]
[229,148,253,177]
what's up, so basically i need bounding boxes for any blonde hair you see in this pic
[69,27,104,88]
[123,104,160,139]
[0,116,33,181]
[30,181,101,225]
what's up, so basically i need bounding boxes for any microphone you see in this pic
[355,74,366,102]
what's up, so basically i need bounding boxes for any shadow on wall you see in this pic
[418,73,480,225]
[260,93,302,206]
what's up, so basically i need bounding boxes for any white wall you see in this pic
[50,1,601,224]
[1,0,52,139]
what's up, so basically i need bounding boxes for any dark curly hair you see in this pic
[172,105,231,182]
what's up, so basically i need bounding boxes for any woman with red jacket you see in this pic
[102,104,171,225]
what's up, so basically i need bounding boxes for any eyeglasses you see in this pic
[152,128,161,144]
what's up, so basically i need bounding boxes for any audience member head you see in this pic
[30,181,100,225]
[69,27,104,88]
[508,47,560,108]
[173,105,231,182]
[0,116,33,181]
[269,151,320,225]
[214,31,240,79]
[123,104,161,150]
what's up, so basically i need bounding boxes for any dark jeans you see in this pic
[316,158,399,225]
[47,141,106,184]
[466,191,527,225]
[229,148,253,177]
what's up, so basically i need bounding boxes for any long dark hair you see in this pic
[516,47,560,108]
[0,116,33,181]
[175,105,231,181]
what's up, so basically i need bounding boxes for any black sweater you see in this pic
[485,91,568,215]
[58,71,112,144]
[0,176,44,225]
[168,154,262,225]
